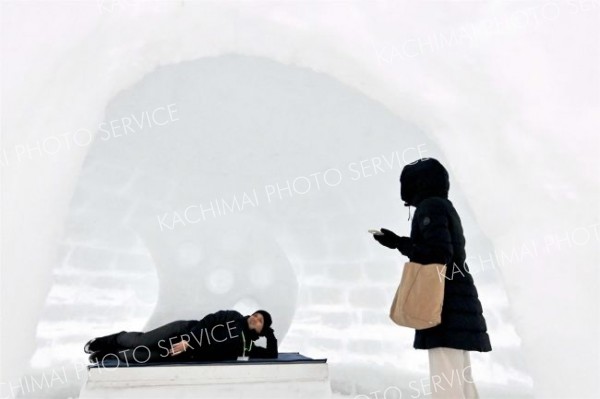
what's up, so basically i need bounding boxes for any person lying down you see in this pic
[84,309,277,364]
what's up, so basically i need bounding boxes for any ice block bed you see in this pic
[79,352,332,399]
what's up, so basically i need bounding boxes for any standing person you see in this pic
[373,158,491,399]
[84,309,277,364]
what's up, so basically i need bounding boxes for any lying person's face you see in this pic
[247,312,264,334]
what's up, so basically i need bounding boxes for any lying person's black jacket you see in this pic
[166,310,278,361]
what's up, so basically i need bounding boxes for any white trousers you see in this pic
[428,347,480,399]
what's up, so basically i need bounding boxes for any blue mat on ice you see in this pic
[89,352,327,368]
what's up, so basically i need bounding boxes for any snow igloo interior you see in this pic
[1,1,598,399]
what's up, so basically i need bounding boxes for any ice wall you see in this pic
[1,1,598,398]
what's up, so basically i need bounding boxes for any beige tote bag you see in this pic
[389,261,447,330]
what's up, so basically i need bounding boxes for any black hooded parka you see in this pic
[400,158,492,352]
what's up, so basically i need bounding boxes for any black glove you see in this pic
[260,326,274,337]
[373,228,400,248]
[374,228,413,256]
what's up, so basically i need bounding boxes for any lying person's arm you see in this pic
[248,327,278,359]
[188,310,243,343]
[169,310,243,359]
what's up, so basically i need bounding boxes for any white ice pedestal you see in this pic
[79,354,332,399]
